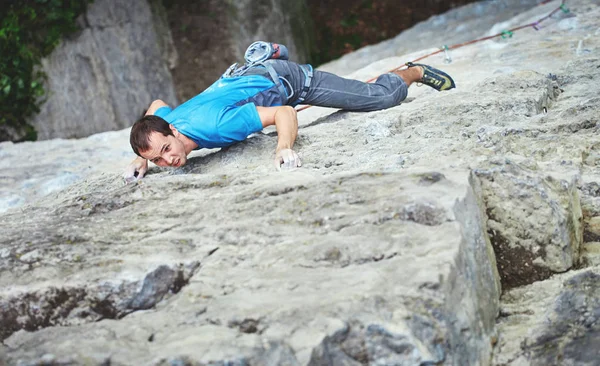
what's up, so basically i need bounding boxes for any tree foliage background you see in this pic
[307,0,477,65]
[0,0,91,141]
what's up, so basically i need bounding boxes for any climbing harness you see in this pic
[296,64,313,106]
[222,41,312,105]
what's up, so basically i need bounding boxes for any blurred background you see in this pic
[0,0,477,142]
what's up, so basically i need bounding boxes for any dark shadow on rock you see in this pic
[487,221,555,290]
[128,262,200,311]
[308,319,446,366]
[300,110,358,130]
[528,271,600,366]
[0,262,200,341]
[415,172,446,186]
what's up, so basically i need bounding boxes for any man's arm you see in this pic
[145,99,170,116]
[256,106,302,170]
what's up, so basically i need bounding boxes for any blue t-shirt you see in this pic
[155,75,283,149]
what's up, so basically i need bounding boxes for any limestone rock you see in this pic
[165,0,313,101]
[475,158,583,288]
[494,266,600,366]
[26,0,178,140]
[0,262,199,340]
[1,171,500,365]
[0,129,135,214]
[1,0,600,364]
[318,0,545,75]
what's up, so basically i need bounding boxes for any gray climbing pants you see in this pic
[245,59,409,112]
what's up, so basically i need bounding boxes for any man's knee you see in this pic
[380,94,402,110]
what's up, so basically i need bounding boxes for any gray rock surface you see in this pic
[0,262,199,340]
[2,0,600,364]
[1,171,499,365]
[165,0,313,101]
[228,0,312,63]
[475,158,583,288]
[27,0,178,140]
[318,0,546,75]
[493,266,600,365]
[0,129,135,214]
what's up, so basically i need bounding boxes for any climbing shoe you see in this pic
[406,62,456,91]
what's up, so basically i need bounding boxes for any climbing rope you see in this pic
[296,0,569,112]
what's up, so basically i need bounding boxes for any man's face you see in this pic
[140,130,188,168]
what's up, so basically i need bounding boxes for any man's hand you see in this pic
[275,148,302,171]
[256,106,301,172]
[123,156,148,183]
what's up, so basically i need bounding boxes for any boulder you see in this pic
[165,0,313,101]
[1,170,500,365]
[494,266,600,366]
[475,159,583,289]
[318,0,546,75]
[1,0,600,364]
[27,0,178,140]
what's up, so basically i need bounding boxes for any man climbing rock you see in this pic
[123,42,455,181]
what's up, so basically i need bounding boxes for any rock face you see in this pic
[476,159,583,288]
[23,0,314,140]
[2,0,600,364]
[317,0,545,75]
[165,0,313,101]
[27,0,178,140]
[0,262,200,340]
[494,268,600,366]
[0,171,500,365]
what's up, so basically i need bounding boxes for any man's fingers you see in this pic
[283,151,295,169]
[282,154,291,169]
[275,149,302,171]
[274,157,283,171]
[123,169,137,184]
[137,164,148,179]
[124,159,148,183]
[123,166,135,180]
[137,159,148,179]
[293,152,302,167]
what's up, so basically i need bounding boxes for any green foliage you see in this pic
[0,0,91,141]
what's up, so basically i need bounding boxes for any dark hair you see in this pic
[130,115,173,156]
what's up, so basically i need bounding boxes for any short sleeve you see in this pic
[155,106,173,119]
[216,103,264,144]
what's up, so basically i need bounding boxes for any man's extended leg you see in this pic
[301,70,410,112]
[259,59,413,111]
[301,64,453,112]
[261,59,454,112]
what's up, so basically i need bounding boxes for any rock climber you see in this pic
[123,42,455,181]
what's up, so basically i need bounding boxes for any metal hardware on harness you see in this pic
[222,41,312,105]
[280,77,294,101]
[262,62,289,102]
[222,63,240,78]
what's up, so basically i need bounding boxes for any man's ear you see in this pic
[169,124,179,136]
